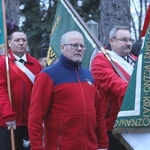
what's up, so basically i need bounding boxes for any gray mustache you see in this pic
[123,46,131,50]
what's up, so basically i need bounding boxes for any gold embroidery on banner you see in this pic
[51,16,61,36]
[114,118,150,127]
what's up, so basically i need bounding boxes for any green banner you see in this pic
[48,0,97,69]
[114,25,150,129]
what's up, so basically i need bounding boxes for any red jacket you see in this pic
[0,50,42,127]
[91,52,128,131]
[28,54,108,150]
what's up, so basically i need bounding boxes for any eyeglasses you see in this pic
[113,37,134,43]
[63,43,86,50]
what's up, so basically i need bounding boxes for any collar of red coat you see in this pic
[8,49,34,64]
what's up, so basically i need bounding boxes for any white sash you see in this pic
[15,61,35,83]
[105,50,134,76]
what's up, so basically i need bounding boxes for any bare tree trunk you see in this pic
[5,0,20,25]
[131,0,148,42]
[99,0,131,46]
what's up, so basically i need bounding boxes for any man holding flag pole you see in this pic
[0,1,42,150]
[0,30,42,150]
[91,25,135,150]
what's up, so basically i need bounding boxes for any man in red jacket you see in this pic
[91,26,135,150]
[0,30,42,150]
[28,31,108,150]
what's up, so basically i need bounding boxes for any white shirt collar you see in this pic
[13,53,27,62]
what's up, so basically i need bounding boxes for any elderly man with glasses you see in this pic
[28,31,109,150]
[91,26,136,150]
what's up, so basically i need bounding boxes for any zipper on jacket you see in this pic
[22,82,26,124]
[75,68,87,150]
[106,101,111,118]
[57,124,63,150]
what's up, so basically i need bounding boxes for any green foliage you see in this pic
[78,0,99,21]
[20,0,58,58]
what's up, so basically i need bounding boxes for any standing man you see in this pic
[91,26,135,150]
[28,31,108,150]
[0,30,42,150]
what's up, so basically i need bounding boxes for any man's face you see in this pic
[8,32,28,57]
[61,33,86,63]
[110,29,133,57]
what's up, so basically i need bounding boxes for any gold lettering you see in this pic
[142,118,150,126]
[51,16,61,36]
[144,65,150,70]
[137,118,143,126]
[143,97,150,102]
[143,65,150,93]
[143,101,150,107]
[146,41,150,47]
[115,118,150,127]
[118,119,127,126]
[144,70,150,78]
[143,107,150,114]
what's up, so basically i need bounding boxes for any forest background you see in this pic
[5,0,149,58]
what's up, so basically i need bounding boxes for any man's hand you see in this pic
[5,120,16,130]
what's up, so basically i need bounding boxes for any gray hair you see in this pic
[61,31,83,44]
[109,26,130,39]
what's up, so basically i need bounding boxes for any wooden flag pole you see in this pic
[2,0,16,149]
[63,0,128,82]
